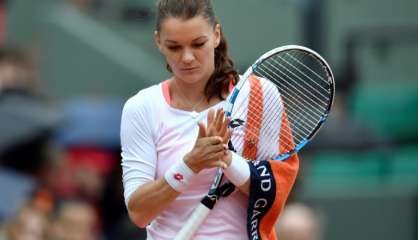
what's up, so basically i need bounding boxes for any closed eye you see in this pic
[167,45,181,51]
[192,42,206,48]
[166,41,206,51]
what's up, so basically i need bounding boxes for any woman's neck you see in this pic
[170,77,206,102]
[168,76,226,113]
[169,78,208,112]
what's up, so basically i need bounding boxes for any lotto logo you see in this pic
[174,173,184,181]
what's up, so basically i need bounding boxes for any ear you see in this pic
[214,24,221,48]
[154,30,163,52]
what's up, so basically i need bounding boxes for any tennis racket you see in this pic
[174,45,335,239]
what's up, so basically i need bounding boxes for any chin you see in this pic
[177,72,206,84]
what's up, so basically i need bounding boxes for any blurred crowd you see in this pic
[0,4,155,240]
[0,45,147,239]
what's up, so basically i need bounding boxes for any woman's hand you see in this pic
[184,108,231,173]
[207,108,230,144]
[207,108,232,167]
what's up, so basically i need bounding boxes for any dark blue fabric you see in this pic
[246,160,277,240]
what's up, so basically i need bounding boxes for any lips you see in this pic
[180,67,199,72]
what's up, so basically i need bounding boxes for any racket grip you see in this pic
[174,204,211,240]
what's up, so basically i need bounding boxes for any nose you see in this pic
[181,48,195,64]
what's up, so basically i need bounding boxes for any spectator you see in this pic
[48,200,99,240]
[0,47,38,93]
[275,203,323,240]
[0,47,61,177]
[0,203,49,240]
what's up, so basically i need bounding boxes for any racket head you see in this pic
[225,45,335,161]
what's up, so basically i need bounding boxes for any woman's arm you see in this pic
[125,121,229,227]
[126,178,180,228]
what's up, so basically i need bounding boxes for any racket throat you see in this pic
[201,182,236,209]
[201,195,217,210]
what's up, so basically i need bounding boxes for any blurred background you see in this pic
[0,0,417,239]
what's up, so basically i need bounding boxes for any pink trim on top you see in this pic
[228,80,235,92]
[162,80,171,105]
[163,78,234,105]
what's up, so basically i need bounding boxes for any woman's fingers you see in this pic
[187,143,228,172]
[207,108,229,137]
[217,109,227,136]
[207,109,215,128]
[197,122,207,139]
[214,108,223,131]
[218,117,229,140]
[188,109,232,172]
[203,141,227,153]
[203,136,223,145]
[205,152,229,168]
[211,161,228,169]
[223,129,231,145]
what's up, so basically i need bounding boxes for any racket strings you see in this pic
[262,60,328,112]
[252,82,308,155]
[281,51,332,104]
[231,81,297,159]
[287,51,330,84]
[272,56,327,104]
[229,83,272,160]
[261,70,321,129]
[270,52,330,125]
[254,51,331,158]
[231,79,309,159]
[274,51,331,103]
[242,109,294,159]
[258,85,312,139]
[230,49,332,160]
[285,52,331,106]
[242,78,264,160]
[257,62,325,119]
[283,50,331,99]
[264,52,331,111]
[256,67,320,133]
[273,57,328,129]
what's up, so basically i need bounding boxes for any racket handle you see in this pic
[174,204,211,240]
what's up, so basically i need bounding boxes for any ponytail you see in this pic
[204,28,238,100]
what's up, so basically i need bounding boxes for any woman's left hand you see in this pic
[206,108,232,167]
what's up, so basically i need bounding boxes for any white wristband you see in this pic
[224,152,251,187]
[164,160,196,192]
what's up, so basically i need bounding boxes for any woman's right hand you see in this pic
[184,109,230,173]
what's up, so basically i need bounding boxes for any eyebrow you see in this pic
[164,36,208,44]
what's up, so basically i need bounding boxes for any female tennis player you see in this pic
[120,0,299,239]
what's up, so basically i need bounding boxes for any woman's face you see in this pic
[156,15,220,85]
